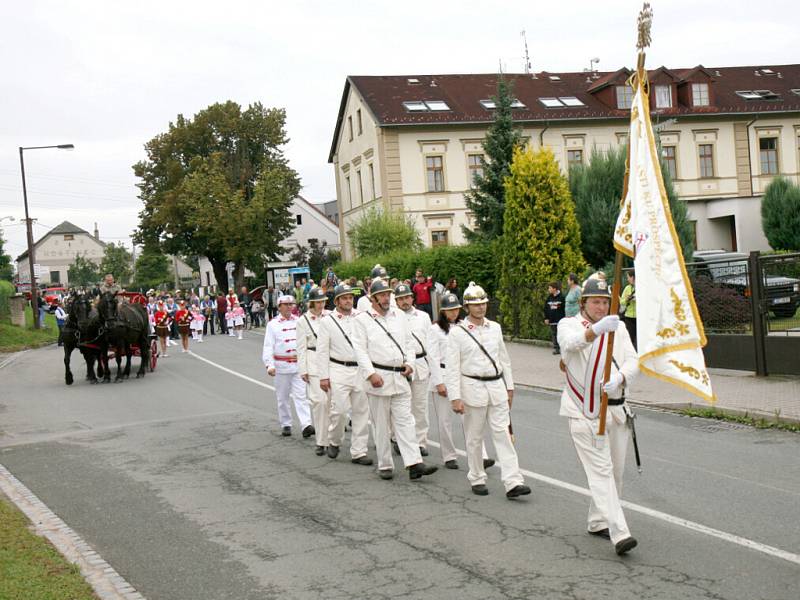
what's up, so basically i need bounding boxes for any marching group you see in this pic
[261,264,640,556]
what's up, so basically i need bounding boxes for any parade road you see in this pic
[1,336,798,600]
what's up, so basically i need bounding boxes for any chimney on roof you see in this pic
[94,222,99,240]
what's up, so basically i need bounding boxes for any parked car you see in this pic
[690,251,800,318]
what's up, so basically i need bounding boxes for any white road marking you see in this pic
[190,351,800,567]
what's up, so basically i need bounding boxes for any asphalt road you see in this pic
[1,333,798,600]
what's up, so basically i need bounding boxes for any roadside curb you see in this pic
[0,464,146,600]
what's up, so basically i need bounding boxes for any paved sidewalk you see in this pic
[507,339,800,422]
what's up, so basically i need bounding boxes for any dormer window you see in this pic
[691,83,709,106]
[615,86,633,109]
[655,85,672,108]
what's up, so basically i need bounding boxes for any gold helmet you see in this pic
[580,272,611,301]
[462,281,488,305]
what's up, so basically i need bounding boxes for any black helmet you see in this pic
[369,278,392,297]
[439,293,462,311]
[581,273,611,300]
[307,287,326,303]
[333,284,354,301]
[394,283,413,298]
[370,264,388,279]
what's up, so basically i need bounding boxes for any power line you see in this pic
[0,169,137,189]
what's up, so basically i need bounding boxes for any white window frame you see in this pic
[616,86,633,109]
[655,85,672,108]
[692,83,710,106]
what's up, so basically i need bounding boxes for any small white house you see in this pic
[16,221,105,286]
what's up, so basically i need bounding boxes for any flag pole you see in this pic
[599,3,652,436]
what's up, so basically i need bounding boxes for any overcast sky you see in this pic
[1,0,797,262]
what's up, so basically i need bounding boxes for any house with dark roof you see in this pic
[15,221,106,285]
[329,65,800,259]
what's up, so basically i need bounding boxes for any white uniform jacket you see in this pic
[262,314,300,374]
[556,315,638,422]
[427,322,448,388]
[353,307,414,397]
[445,319,513,406]
[296,310,328,377]
[317,309,362,385]
[401,308,436,382]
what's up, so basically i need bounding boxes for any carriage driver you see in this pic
[99,273,121,296]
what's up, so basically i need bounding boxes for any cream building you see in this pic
[329,65,800,260]
[16,221,105,285]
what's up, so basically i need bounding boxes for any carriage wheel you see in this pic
[150,338,158,371]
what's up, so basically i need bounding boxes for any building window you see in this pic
[616,85,633,109]
[467,153,485,184]
[431,230,449,247]
[348,116,353,141]
[655,85,672,108]
[692,83,710,106]
[50,271,60,284]
[426,155,444,192]
[368,163,376,200]
[662,146,677,179]
[567,149,584,169]
[356,169,363,204]
[759,137,778,175]
[698,144,714,178]
[345,176,351,209]
[63,234,74,241]
[295,214,302,225]
[357,109,363,135]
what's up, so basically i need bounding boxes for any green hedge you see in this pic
[0,280,15,319]
[331,242,499,294]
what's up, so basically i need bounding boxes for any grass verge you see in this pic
[0,494,98,600]
[679,406,800,433]
[0,307,59,352]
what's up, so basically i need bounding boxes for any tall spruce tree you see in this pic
[462,76,523,242]
[499,147,584,339]
[761,176,800,250]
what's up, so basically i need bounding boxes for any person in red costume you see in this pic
[175,300,193,353]
[154,300,172,358]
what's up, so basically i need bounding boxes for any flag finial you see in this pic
[636,3,654,51]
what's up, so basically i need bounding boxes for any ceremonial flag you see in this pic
[613,72,715,403]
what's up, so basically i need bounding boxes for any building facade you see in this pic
[329,65,800,259]
[15,221,105,286]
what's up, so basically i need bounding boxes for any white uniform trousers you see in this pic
[410,377,430,449]
[328,380,370,459]
[568,416,631,544]
[368,390,422,470]
[274,372,312,429]
[431,392,491,464]
[306,374,330,447]
[463,401,524,491]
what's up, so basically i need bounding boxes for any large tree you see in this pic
[462,76,523,242]
[133,101,300,292]
[569,145,694,269]
[132,244,171,291]
[499,147,584,339]
[0,230,12,281]
[761,176,800,251]
[99,242,133,286]
[68,254,99,288]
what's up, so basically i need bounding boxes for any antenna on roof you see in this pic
[521,30,532,75]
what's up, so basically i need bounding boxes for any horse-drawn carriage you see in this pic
[63,290,157,385]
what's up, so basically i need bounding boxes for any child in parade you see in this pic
[154,300,172,358]
[226,305,235,337]
[190,304,205,342]
[233,301,245,339]
[175,300,193,353]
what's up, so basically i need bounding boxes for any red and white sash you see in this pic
[564,321,608,419]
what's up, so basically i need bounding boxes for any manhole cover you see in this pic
[691,420,752,433]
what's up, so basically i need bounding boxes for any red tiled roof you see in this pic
[329,64,800,161]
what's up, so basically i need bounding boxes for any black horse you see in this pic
[62,294,105,385]
[97,292,150,382]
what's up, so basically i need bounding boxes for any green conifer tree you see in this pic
[761,176,800,250]
[499,147,584,338]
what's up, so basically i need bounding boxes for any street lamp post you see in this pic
[19,144,74,329]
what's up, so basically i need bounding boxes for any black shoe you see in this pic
[506,484,532,499]
[483,458,496,469]
[419,446,429,457]
[327,445,340,459]
[615,536,638,556]
[471,484,489,496]
[588,528,610,539]
[315,445,326,456]
[444,460,459,470]
[378,469,393,480]
[302,425,315,438]
[351,455,373,466]
[281,426,292,437]
[391,441,401,456]
[408,463,438,480]
[552,349,560,355]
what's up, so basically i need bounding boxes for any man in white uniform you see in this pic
[557,274,639,556]
[446,282,530,499]
[296,287,330,455]
[263,295,314,438]
[353,278,437,481]
[394,282,435,456]
[356,265,396,313]
[317,284,372,466]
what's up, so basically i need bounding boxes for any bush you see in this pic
[0,280,15,319]
[691,277,751,332]
[347,208,423,258]
[331,242,499,294]
[761,176,800,251]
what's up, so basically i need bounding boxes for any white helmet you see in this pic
[462,281,488,305]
